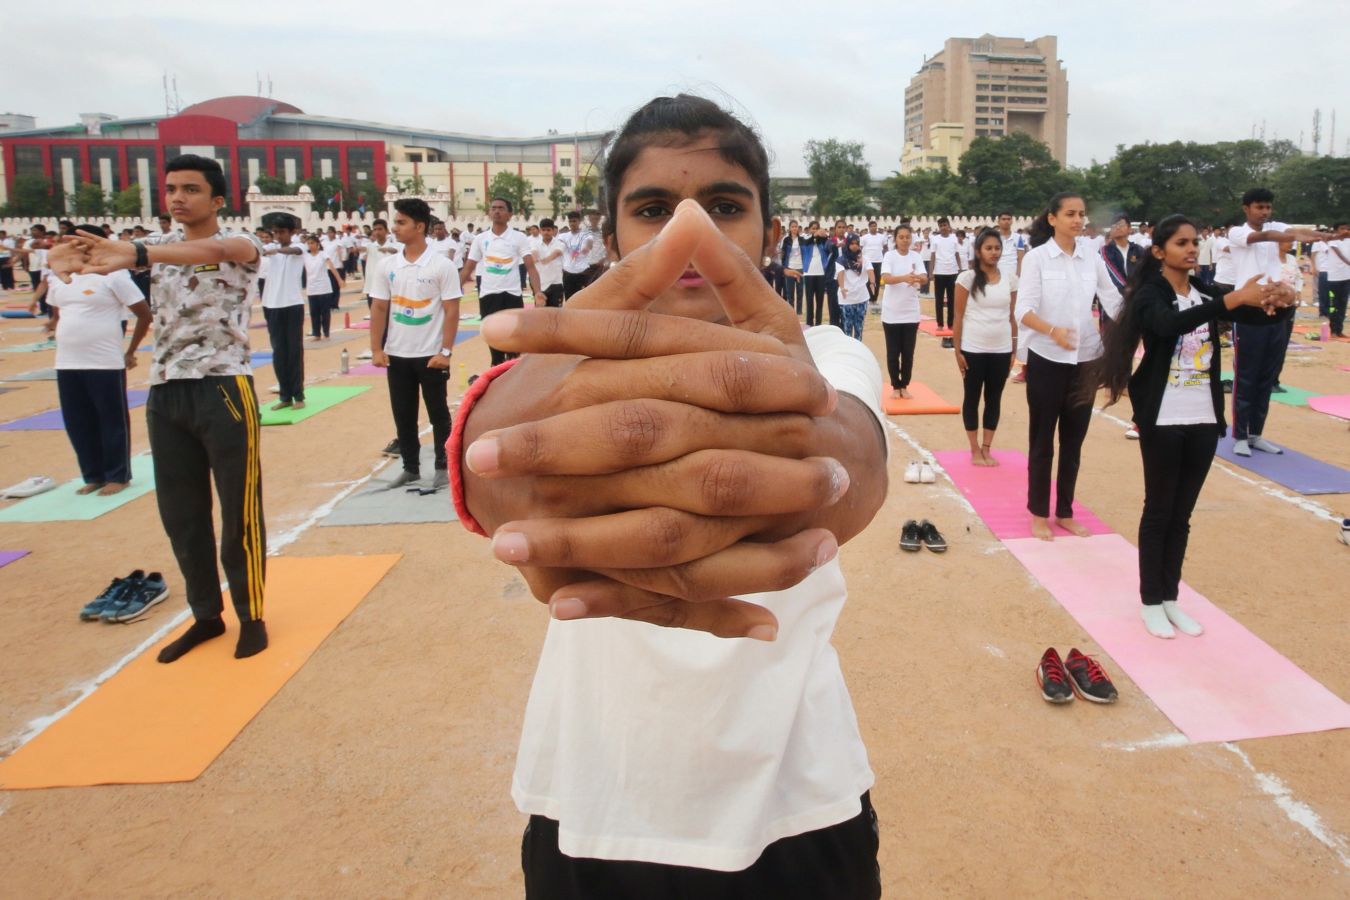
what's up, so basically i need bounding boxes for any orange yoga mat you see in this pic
[0,554,400,789]
[882,382,960,415]
[917,320,953,337]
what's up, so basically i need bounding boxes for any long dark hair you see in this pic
[968,227,1002,299]
[1027,192,1082,248]
[1098,214,1194,407]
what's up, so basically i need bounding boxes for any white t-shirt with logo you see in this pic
[859,233,886,265]
[531,237,565,288]
[369,248,463,358]
[955,269,1018,354]
[929,233,961,275]
[1156,286,1217,426]
[880,249,925,324]
[48,271,145,370]
[1226,222,1288,286]
[559,229,593,275]
[469,228,533,297]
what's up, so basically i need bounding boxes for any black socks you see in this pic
[235,620,268,659]
[155,617,269,663]
[157,617,226,663]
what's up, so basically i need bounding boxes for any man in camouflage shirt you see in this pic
[77,155,269,663]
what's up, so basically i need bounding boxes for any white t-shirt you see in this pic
[426,236,460,269]
[1227,222,1288,286]
[1212,236,1234,284]
[531,237,565,288]
[838,265,870,305]
[1014,239,1124,365]
[257,241,275,279]
[955,269,1018,354]
[512,325,881,872]
[585,225,608,265]
[929,233,961,275]
[1197,235,1214,266]
[1156,286,1217,426]
[997,230,1026,275]
[261,246,305,307]
[1322,238,1350,281]
[558,229,593,275]
[301,249,332,299]
[48,271,145,370]
[859,232,886,264]
[785,237,804,271]
[469,228,533,296]
[365,238,402,270]
[369,247,463,358]
[880,249,925,324]
[0,236,14,260]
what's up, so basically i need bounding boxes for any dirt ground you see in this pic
[0,274,1347,898]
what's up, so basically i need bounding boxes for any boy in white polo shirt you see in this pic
[369,199,463,491]
[531,217,566,308]
[460,196,541,368]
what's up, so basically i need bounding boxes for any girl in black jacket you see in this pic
[1097,214,1295,640]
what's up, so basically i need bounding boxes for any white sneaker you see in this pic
[1233,439,1252,457]
[1162,600,1204,636]
[919,461,936,483]
[356,349,373,361]
[1339,518,1350,546]
[1141,605,1175,639]
[903,460,921,484]
[1124,426,1139,440]
[268,384,280,394]
[1249,435,1283,454]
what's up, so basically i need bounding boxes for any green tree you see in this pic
[1268,155,1350,224]
[387,166,426,196]
[876,168,971,217]
[112,184,144,216]
[0,175,61,216]
[548,172,571,218]
[957,132,1066,214]
[573,174,597,211]
[483,171,534,218]
[254,174,292,195]
[71,181,108,217]
[301,176,345,212]
[803,139,870,215]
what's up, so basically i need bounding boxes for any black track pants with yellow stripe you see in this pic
[147,375,266,623]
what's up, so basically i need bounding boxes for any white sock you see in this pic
[1162,601,1204,636]
[1141,605,1175,639]
[1250,435,1283,454]
[1233,439,1252,457]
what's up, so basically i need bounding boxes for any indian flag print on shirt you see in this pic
[484,254,514,277]
[391,295,434,326]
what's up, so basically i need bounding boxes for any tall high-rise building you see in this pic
[902,34,1068,174]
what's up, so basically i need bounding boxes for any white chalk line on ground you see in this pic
[1222,743,1350,869]
[0,422,436,760]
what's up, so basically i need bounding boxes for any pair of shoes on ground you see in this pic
[940,337,954,349]
[1140,601,1204,639]
[1232,436,1283,457]
[899,519,946,552]
[1,475,56,498]
[1037,647,1118,704]
[80,570,169,624]
[903,460,935,484]
[356,349,373,361]
[383,469,449,493]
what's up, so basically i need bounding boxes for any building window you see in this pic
[562,177,573,187]
[976,118,989,125]
[975,95,988,102]
[976,106,988,113]
[534,188,546,193]
[976,129,990,137]
[463,188,476,194]
[990,85,1006,91]
[559,157,572,167]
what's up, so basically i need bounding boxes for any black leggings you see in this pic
[803,274,826,326]
[1137,423,1217,604]
[933,273,957,327]
[961,351,1011,432]
[782,274,804,314]
[882,322,918,389]
[1025,351,1094,519]
[307,293,333,337]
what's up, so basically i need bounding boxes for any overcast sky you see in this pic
[8,1,1347,177]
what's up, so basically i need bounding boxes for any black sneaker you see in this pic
[1221,379,1233,395]
[1064,648,1119,704]
[899,520,922,552]
[1036,648,1074,704]
[382,438,400,457]
[1272,384,1287,394]
[941,337,954,349]
[917,519,947,552]
[80,570,142,621]
[102,571,169,624]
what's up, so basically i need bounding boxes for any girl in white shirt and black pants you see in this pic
[1096,214,1293,639]
[1014,193,1123,541]
[952,228,1017,466]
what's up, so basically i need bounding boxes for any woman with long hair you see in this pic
[1097,214,1292,638]
[1014,193,1123,541]
[952,228,1017,466]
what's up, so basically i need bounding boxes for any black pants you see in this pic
[147,376,265,624]
[1328,279,1349,336]
[782,274,804,313]
[386,355,450,473]
[1025,351,1094,519]
[0,263,13,290]
[1137,423,1217,605]
[264,305,305,403]
[307,293,334,337]
[562,271,588,300]
[542,283,564,308]
[882,322,919,390]
[869,262,882,303]
[933,273,957,328]
[803,274,826,326]
[57,368,131,484]
[825,277,842,328]
[961,351,1012,432]
[480,291,526,367]
[522,792,880,900]
[1231,318,1289,440]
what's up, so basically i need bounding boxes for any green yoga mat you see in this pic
[1221,371,1315,407]
[0,455,155,523]
[259,385,370,426]
[0,341,56,353]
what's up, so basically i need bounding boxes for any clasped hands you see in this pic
[460,201,885,640]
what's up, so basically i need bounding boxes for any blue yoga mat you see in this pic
[1215,437,1350,495]
[0,390,150,432]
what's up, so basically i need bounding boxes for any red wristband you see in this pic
[448,358,521,536]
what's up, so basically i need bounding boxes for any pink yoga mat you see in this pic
[1308,394,1350,420]
[343,363,385,376]
[1004,534,1350,743]
[933,449,1112,539]
[348,321,371,330]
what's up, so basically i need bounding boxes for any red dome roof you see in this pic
[174,96,303,124]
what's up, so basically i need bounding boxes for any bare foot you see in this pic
[890,388,901,399]
[1031,517,1054,541]
[292,400,306,410]
[98,482,128,496]
[1056,517,1092,537]
[970,450,985,467]
[899,388,913,399]
[76,483,104,495]
[982,449,1000,466]
[271,400,292,411]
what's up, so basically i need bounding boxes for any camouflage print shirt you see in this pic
[146,229,263,385]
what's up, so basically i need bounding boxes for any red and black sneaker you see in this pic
[1064,648,1119,704]
[1036,648,1074,704]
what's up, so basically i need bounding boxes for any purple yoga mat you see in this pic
[1215,436,1350,495]
[0,390,150,432]
[0,550,30,569]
